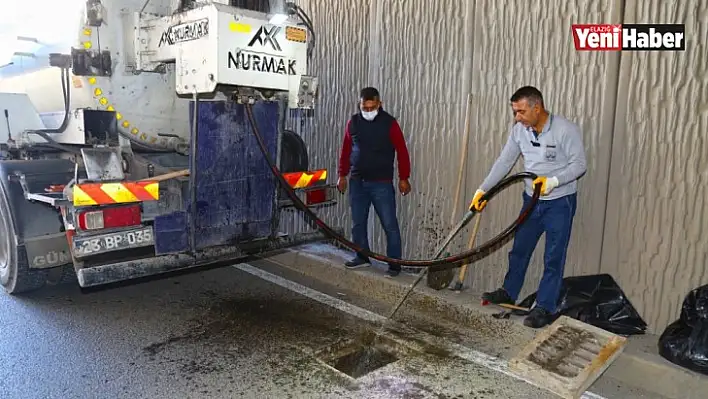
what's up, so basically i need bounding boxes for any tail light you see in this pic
[304,185,338,206]
[77,205,141,230]
[305,187,328,205]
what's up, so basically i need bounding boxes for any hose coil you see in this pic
[245,104,541,270]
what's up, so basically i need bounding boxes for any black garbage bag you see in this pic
[516,274,647,335]
[658,284,708,375]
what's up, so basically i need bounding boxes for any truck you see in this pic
[0,0,338,294]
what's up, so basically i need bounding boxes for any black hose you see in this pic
[244,103,541,270]
[25,67,82,155]
[40,67,71,134]
[286,2,315,58]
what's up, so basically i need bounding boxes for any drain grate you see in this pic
[315,333,413,379]
[509,316,627,399]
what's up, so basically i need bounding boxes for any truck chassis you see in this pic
[0,1,335,294]
[0,97,338,294]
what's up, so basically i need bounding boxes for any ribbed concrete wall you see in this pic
[456,0,620,312]
[600,1,708,332]
[280,0,370,237]
[279,0,706,333]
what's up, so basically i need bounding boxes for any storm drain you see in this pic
[315,332,414,379]
[329,344,398,378]
[509,316,627,399]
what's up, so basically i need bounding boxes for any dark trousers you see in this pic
[503,192,577,312]
[349,178,402,270]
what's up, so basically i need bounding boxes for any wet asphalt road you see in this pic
[0,261,556,399]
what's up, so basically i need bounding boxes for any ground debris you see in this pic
[139,294,354,384]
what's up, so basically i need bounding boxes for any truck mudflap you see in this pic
[0,159,76,242]
[23,232,72,269]
[75,229,339,288]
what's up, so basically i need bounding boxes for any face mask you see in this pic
[361,109,378,121]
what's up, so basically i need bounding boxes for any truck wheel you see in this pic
[280,129,309,173]
[0,187,48,294]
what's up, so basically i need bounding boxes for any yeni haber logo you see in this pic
[571,24,685,51]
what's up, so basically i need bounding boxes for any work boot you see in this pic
[344,256,369,269]
[481,288,514,305]
[523,307,553,329]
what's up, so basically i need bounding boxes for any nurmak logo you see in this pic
[158,18,209,47]
[571,24,685,51]
[247,26,282,51]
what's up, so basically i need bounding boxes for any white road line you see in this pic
[235,263,609,399]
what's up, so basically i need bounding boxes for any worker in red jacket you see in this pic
[337,87,412,277]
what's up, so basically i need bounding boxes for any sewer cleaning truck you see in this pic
[0,0,338,293]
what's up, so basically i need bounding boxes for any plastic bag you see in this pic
[658,284,708,375]
[517,273,647,335]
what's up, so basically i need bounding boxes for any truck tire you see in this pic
[280,129,309,173]
[278,129,310,202]
[0,184,48,294]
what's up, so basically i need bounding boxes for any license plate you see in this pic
[73,226,154,257]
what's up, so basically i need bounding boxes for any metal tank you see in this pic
[0,0,229,153]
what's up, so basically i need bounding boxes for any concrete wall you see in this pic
[600,1,708,332]
[280,0,707,333]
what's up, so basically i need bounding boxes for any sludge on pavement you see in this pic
[132,275,551,398]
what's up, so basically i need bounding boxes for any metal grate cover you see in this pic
[509,315,627,399]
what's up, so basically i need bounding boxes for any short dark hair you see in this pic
[360,87,380,101]
[510,86,544,108]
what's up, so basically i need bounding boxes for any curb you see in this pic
[266,242,708,399]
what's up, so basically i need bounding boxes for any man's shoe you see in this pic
[523,307,553,329]
[481,288,514,305]
[344,257,369,269]
[385,264,401,277]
